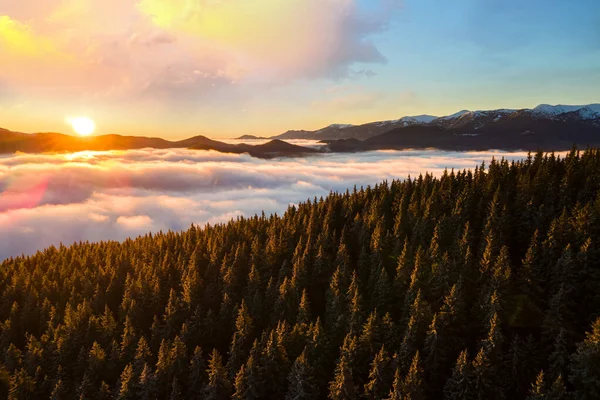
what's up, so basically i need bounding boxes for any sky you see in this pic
[1,0,599,138]
[0,147,552,259]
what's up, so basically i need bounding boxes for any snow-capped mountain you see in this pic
[375,115,437,127]
[438,104,599,123]
[532,104,600,118]
[274,115,439,140]
[439,110,470,120]
[274,104,600,141]
[401,115,438,124]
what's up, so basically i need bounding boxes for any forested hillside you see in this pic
[2,149,600,399]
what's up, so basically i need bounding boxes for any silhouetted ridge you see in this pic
[0,130,316,159]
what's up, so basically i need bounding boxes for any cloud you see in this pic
[129,31,177,47]
[117,215,153,229]
[0,0,400,105]
[137,0,395,80]
[0,147,556,259]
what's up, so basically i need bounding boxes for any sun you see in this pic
[68,117,96,136]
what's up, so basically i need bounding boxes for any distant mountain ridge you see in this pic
[274,116,438,141]
[2,103,600,156]
[274,104,600,140]
[326,104,600,152]
[0,130,317,159]
[235,135,268,140]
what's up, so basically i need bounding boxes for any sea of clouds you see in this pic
[0,148,537,260]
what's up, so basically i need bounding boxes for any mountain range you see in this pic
[273,103,600,142]
[0,128,316,159]
[2,103,600,156]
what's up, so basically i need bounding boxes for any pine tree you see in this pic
[117,364,135,400]
[399,290,431,371]
[307,318,331,394]
[393,241,413,308]
[548,376,568,400]
[329,335,359,400]
[138,363,157,400]
[424,282,466,395]
[359,310,382,360]
[155,339,173,395]
[527,371,568,400]
[232,364,258,400]
[169,335,188,380]
[372,266,393,314]
[527,370,546,400]
[569,317,600,400]
[548,328,569,382]
[286,348,319,400]
[471,347,504,400]
[401,351,425,400]
[519,229,545,307]
[347,272,364,336]
[444,350,474,400]
[50,379,68,400]
[133,336,152,376]
[187,346,207,399]
[364,345,392,400]
[297,289,312,327]
[8,368,34,400]
[507,335,539,398]
[260,328,289,399]
[326,266,349,342]
[387,367,402,400]
[203,349,232,400]
[120,316,136,360]
[169,377,182,400]
[98,381,111,400]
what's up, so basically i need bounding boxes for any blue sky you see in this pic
[367,0,600,112]
[1,0,599,137]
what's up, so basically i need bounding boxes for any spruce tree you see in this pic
[569,318,600,400]
[329,335,359,400]
[401,351,425,400]
[444,350,474,400]
[202,349,232,400]
[364,345,392,400]
[286,348,319,400]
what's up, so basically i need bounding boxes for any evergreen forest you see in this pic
[1,149,600,399]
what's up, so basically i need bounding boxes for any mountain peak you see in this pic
[325,124,355,129]
[440,110,471,120]
[400,115,438,123]
[532,103,600,117]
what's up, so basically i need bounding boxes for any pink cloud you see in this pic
[0,148,564,260]
[88,212,109,222]
[1,0,400,104]
[116,215,153,229]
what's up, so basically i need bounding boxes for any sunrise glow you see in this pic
[68,117,96,136]
[1,1,597,138]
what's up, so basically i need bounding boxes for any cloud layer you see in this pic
[1,148,540,259]
[0,0,398,102]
